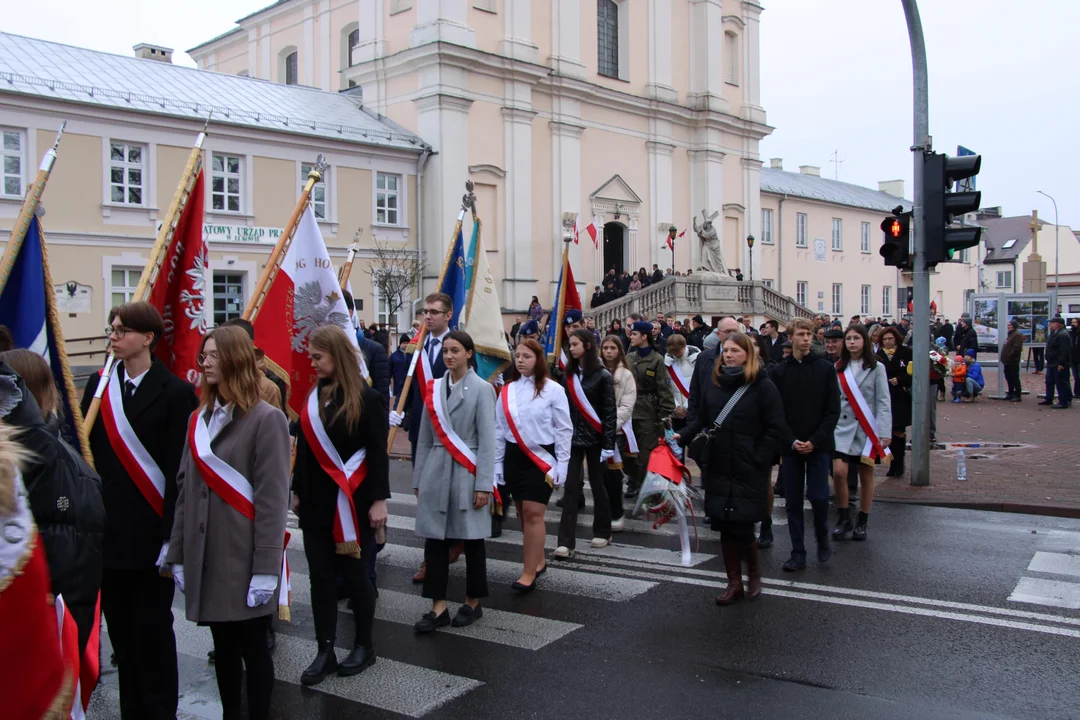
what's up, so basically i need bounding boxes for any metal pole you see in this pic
[902,0,931,486]
[1037,190,1059,310]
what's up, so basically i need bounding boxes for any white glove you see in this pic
[246,574,278,608]
[156,542,170,572]
[551,469,565,488]
[495,372,505,387]
[389,411,404,427]
[172,565,185,593]
[600,448,615,462]
[494,472,504,486]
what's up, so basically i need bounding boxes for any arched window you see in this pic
[597,0,619,78]
[285,50,298,85]
[724,31,739,86]
[348,28,360,67]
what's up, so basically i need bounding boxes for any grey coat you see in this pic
[833,362,893,457]
[166,401,291,623]
[412,369,496,541]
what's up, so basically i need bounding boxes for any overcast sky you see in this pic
[5,0,1078,228]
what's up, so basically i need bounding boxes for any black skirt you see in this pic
[503,440,555,505]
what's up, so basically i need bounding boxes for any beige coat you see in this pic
[166,401,290,623]
[612,365,637,429]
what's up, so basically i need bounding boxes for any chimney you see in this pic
[769,158,783,170]
[133,44,174,63]
[798,165,820,177]
[977,206,1002,220]
[878,179,905,198]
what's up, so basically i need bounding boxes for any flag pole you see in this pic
[552,242,571,363]
[242,154,328,322]
[37,221,94,467]
[83,121,209,436]
[337,230,363,290]
[387,181,475,453]
[0,123,65,296]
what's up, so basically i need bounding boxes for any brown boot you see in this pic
[412,561,426,584]
[744,541,762,600]
[448,541,465,564]
[715,542,745,606]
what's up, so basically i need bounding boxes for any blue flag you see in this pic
[0,216,82,446]
[440,225,467,330]
[542,258,565,356]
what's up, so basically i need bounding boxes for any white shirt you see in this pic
[207,399,234,441]
[123,364,150,390]
[494,376,572,481]
[424,329,450,363]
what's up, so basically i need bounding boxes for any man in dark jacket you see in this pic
[953,317,979,359]
[768,319,841,570]
[687,315,709,350]
[591,285,605,308]
[342,290,390,407]
[1000,319,1024,401]
[389,337,409,405]
[1041,316,1073,409]
[651,264,664,285]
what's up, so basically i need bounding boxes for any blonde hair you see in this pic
[309,325,366,432]
[198,326,262,413]
[712,332,761,386]
[789,317,815,335]
[665,333,687,353]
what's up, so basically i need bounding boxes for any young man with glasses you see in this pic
[81,301,198,720]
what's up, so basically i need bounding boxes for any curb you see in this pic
[875,496,1080,520]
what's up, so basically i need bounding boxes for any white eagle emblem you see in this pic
[292,281,349,353]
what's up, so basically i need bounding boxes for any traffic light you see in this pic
[924,151,982,265]
[879,205,912,269]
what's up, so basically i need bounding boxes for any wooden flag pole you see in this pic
[83,121,209,436]
[242,154,327,322]
[0,123,65,296]
[337,230,363,290]
[387,181,475,453]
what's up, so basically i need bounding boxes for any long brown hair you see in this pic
[600,334,630,374]
[838,324,878,372]
[0,349,58,417]
[565,329,600,376]
[197,326,262,413]
[506,338,549,397]
[712,332,761,386]
[309,324,365,432]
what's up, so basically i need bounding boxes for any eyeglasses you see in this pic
[420,309,448,316]
[106,325,137,339]
[197,350,220,367]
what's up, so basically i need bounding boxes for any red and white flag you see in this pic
[148,170,207,386]
[575,214,599,248]
[253,205,359,417]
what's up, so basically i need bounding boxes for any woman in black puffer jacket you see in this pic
[0,355,105,655]
[677,333,785,607]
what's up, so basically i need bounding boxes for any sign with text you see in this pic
[156,222,284,245]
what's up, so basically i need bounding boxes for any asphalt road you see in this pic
[89,460,1080,719]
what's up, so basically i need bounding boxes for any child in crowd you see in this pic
[951,354,968,403]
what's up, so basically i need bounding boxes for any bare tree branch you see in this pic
[362,237,424,332]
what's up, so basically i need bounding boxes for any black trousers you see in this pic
[604,467,625,520]
[304,525,377,650]
[100,566,178,720]
[422,538,488,601]
[557,445,611,549]
[208,615,274,720]
[1004,362,1021,398]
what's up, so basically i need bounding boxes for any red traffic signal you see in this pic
[879,210,912,269]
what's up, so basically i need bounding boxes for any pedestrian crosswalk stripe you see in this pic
[1027,551,1080,578]
[1008,577,1080,610]
[171,615,483,718]
[285,579,584,650]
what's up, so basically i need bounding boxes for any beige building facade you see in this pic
[0,33,424,360]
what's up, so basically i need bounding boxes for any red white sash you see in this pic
[278,531,292,621]
[565,371,602,433]
[54,594,81,719]
[99,367,166,516]
[300,388,368,556]
[609,419,639,467]
[502,382,556,478]
[419,353,477,475]
[666,361,690,399]
[838,366,892,464]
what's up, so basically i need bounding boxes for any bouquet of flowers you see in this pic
[632,444,701,566]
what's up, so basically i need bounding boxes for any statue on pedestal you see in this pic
[692,209,729,277]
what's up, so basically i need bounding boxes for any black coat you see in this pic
[591,292,605,309]
[561,365,617,449]
[81,358,198,570]
[876,345,913,430]
[292,382,390,532]
[3,365,105,655]
[686,346,718,431]
[1046,327,1072,367]
[358,334,390,407]
[687,325,709,350]
[767,352,841,453]
[681,370,785,524]
[1071,327,1080,364]
[953,325,978,355]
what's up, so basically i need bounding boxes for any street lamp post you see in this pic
[746,234,755,283]
[668,225,677,277]
[1036,190,1059,307]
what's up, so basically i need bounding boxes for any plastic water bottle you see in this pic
[956,448,967,482]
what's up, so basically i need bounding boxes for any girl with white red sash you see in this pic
[291,325,389,683]
[494,339,572,592]
[831,324,892,542]
[553,329,616,558]
[412,331,495,631]
[166,326,290,720]
[600,335,637,530]
[664,332,699,436]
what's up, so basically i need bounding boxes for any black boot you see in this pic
[301,640,338,686]
[852,511,869,541]
[887,438,906,477]
[811,500,832,562]
[337,645,376,677]
[832,507,853,540]
[757,517,774,549]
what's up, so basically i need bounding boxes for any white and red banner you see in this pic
[666,362,690,399]
[609,419,639,467]
[100,366,166,516]
[253,205,359,417]
[565,372,602,433]
[300,388,369,555]
[838,366,892,464]
[501,383,555,478]
[54,595,82,719]
[148,170,207,386]
[575,214,599,248]
[76,593,101,717]
[420,361,477,474]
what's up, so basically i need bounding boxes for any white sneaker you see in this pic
[610,517,625,532]
[590,537,609,548]
[552,546,572,559]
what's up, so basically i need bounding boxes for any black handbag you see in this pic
[687,383,749,468]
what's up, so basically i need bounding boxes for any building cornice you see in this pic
[742,157,764,169]
[469,164,505,178]
[414,92,474,114]
[501,106,538,124]
[549,120,586,138]
[646,140,676,157]
[722,15,747,29]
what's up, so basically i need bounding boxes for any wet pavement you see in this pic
[88,460,1080,719]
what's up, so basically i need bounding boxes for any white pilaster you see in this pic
[743,157,763,281]
[247,28,257,77]
[648,138,675,270]
[499,0,539,62]
[688,149,725,271]
[354,0,387,65]
[646,0,677,102]
[412,0,476,48]
[550,119,584,297]
[741,1,766,124]
[303,6,315,87]
[502,105,538,309]
[319,0,332,91]
[687,0,727,112]
[259,23,271,80]
[550,0,586,79]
